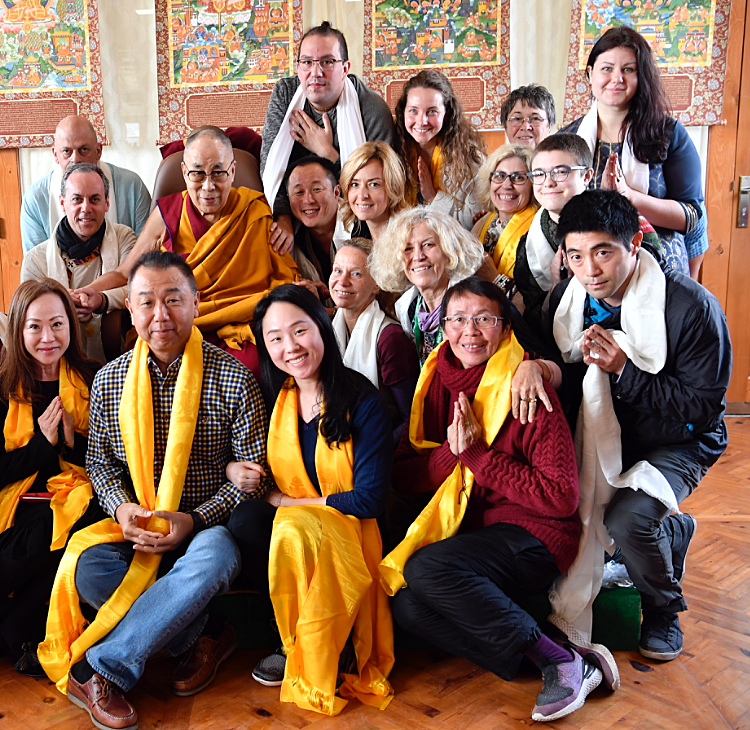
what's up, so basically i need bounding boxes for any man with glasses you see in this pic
[500,84,556,148]
[80,126,297,377]
[261,22,393,255]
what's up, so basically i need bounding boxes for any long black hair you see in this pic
[587,26,670,164]
[253,284,370,447]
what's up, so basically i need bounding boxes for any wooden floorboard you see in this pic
[3,418,750,729]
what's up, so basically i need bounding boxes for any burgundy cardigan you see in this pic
[394,345,581,573]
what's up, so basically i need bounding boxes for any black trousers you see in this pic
[392,522,560,681]
[227,498,276,598]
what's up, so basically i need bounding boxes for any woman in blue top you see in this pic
[560,26,705,276]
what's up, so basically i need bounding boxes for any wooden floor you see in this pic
[3,418,750,730]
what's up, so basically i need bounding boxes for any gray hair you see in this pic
[369,208,484,293]
[61,162,109,199]
[500,84,557,128]
[475,144,535,210]
[184,125,233,156]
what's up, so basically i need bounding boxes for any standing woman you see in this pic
[561,26,704,275]
[249,284,394,716]
[393,69,485,229]
[0,279,100,676]
[338,141,410,243]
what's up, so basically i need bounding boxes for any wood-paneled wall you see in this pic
[0,149,23,312]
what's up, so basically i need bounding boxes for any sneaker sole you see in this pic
[638,644,682,662]
[251,671,283,687]
[172,641,237,697]
[531,666,602,722]
[68,687,138,730]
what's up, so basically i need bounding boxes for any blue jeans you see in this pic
[75,526,240,692]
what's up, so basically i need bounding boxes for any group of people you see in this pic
[0,19,731,730]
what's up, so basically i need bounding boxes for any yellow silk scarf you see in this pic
[39,327,204,694]
[406,144,444,206]
[267,381,394,716]
[0,360,92,550]
[379,336,524,595]
[172,188,297,348]
[479,205,537,278]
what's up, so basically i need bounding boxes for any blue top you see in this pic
[297,389,392,520]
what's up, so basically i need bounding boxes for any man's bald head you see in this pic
[52,115,102,172]
[184,126,233,157]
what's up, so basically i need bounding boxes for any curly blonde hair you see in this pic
[339,142,409,232]
[394,70,485,208]
[369,208,485,293]
[474,144,536,211]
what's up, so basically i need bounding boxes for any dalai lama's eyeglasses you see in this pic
[185,163,235,184]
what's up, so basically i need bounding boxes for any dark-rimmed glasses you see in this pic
[296,58,344,70]
[489,170,529,185]
[185,164,234,184]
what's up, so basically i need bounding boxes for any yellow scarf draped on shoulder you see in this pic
[379,337,524,595]
[267,380,394,716]
[39,328,203,694]
[0,360,92,550]
[479,205,537,278]
[406,144,444,206]
[172,188,298,348]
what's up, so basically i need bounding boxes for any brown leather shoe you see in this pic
[67,671,138,730]
[172,620,237,696]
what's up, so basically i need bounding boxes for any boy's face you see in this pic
[530,150,593,219]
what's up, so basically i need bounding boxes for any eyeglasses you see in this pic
[489,170,529,185]
[443,315,502,330]
[527,165,589,184]
[507,114,547,127]
[296,58,344,70]
[185,164,234,183]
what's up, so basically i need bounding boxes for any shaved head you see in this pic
[184,125,233,157]
[52,115,102,172]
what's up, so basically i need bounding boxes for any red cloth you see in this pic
[203,330,261,383]
[157,191,213,252]
[159,126,262,160]
[393,345,581,573]
[377,323,420,387]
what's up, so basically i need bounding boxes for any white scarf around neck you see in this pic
[549,248,676,640]
[262,77,366,211]
[525,207,555,291]
[576,101,650,194]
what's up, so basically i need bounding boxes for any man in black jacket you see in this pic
[549,190,731,662]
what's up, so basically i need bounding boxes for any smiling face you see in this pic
[60,170,109,241]
[261,301,325,386]
[504,101,552,148]
[126,266,199,370]
[347,158,390,227]
[329,246,379,316]
[296,34,351,112]
[444,293,510,369]
[531,150,593,220]
[490,156,533,221]
[588,46,639,112]
[23,292,71,378]
[564,230,641,306]
[181,135,236,223]
[288,162,340,234]
[404,87,446,151]
[401,221,449,294]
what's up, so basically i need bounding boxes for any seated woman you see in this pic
[0,279,101,676]
[338,141,410,243]
[237,284,394,716]
[393,69,484,229]
[381,277,614,723]
[330,239,419,444]
[472,144,537,303]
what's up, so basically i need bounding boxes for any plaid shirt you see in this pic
[87,340,271,527]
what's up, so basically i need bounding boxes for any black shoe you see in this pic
[252,645,285,687]
[669,513,697,583]
[13,642,46,678]
[639,610,683,661]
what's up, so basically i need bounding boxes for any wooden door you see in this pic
[0,149,23,311]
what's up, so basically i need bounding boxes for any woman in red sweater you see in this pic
[386,277,607,722]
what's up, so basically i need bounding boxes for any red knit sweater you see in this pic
[394,346,581,573]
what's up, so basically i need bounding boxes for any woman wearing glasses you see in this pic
[560,26,705,277]
[500,84,556,148]
[393,70,485,230]
[471,144,538,303]
[382,277,607,723]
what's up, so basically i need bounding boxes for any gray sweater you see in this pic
[260,74,394,218]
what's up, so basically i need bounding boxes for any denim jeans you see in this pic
[75,526,240,692]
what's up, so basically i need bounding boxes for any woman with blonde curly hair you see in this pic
[339,142,409,242]
[472,144,538,302]
[393,70,485,230]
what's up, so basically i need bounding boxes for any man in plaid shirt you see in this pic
[66,251,272,730]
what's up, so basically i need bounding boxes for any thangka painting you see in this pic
[563,0,733,125]
[155,0,303,142]
[0,0,107,149]
[362,0,510,130]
